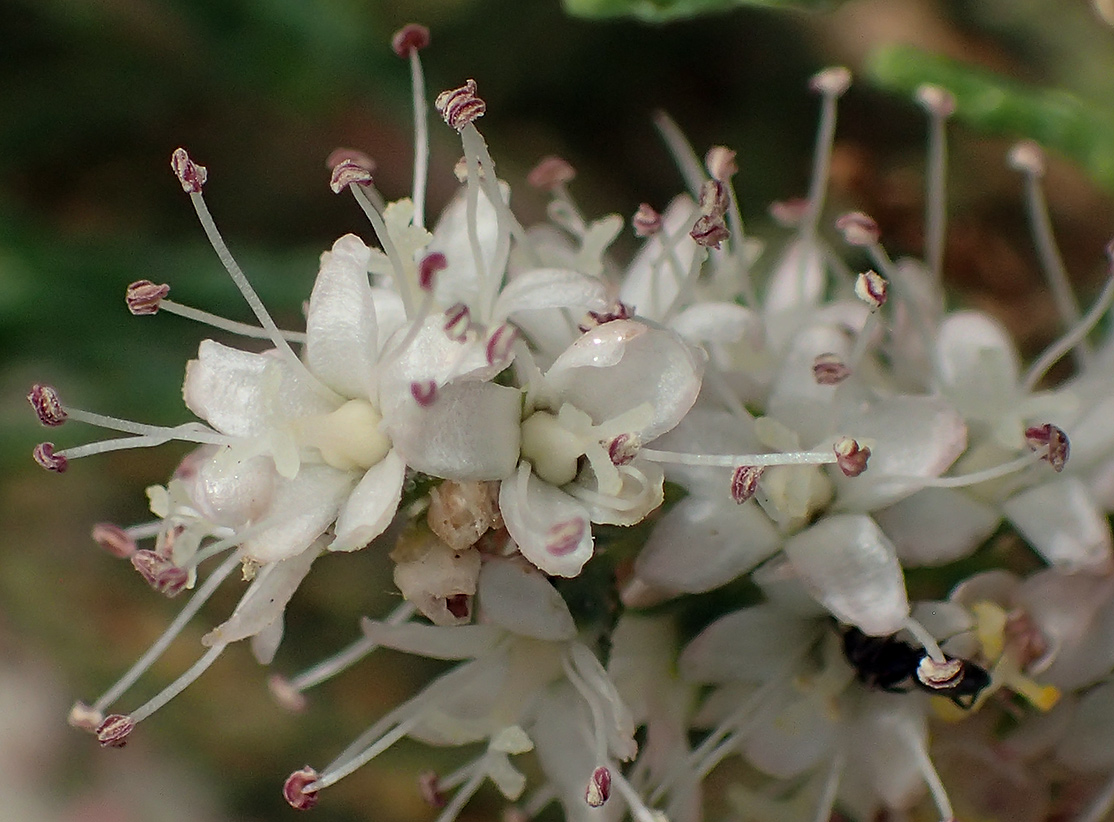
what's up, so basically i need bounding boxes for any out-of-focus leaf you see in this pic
[867,45,1114,191]
[562,0,844,22]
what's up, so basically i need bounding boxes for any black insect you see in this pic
[840,626,992,709]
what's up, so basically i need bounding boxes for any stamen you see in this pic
[127,641,226,725]
[87,553,239,715]
[833,437,870,477]
[640,444,845,470]
[172,148,339,404]
[802,67,851,243]
[432,761,487,822]
[527,156,576,190]
[131,549,189,597]
[730,465,764,503]
[585,766,612,808]
[916,656,964,689]
[652,110,705,198]
[632,203,662,237]
[690,214,728,249]
[330,158,375,193]
[915,84,955,283]
[898,721,954,822]
[393,25,432,228]
[391,22,430,57]
[836,212,880,248]
[125,279,170,315]
[1023,256,1114,391]
[346,182,416,317]
[903,616,946,664]
[419,770,447,807]
[909,451,1044,489]
[283,766,321,810]
[854,269,888,309]
[435,79,486,131]
[1025,423,1070,472]
[27,384,66,426]
[32,442,67,472]
[705,145,738,182]
[1010,140,1089,368]
[95,713,135,748]
[67,701,103,732]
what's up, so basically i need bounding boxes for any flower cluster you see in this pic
[29,24,1114,822]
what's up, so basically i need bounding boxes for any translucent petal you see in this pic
[359,618,502,660]
[330,449,406,552]
[766,323,854,447]
[744,691,836,779]
[619,194,699,318]
[1003,477,1114,573]
[679,605,818,683]
[670,301,760,344]
[875,487,1000,567]
[492,268,607,321]
[762,237,825,319]
[304,234,378,399]
[935,310,1021,421]
[476,557,576,641]
[1055,680,1114,771]
[783,514,908,635]
[250,614,284,664]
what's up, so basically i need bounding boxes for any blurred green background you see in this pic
[2,1,1113,820]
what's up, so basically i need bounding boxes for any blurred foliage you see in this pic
[562,0,847,22]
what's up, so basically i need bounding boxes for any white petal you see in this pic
[783,514,909,635]
[545,321,704,443]
[875,487,1000,567]
[359,618,502,660]
[305,234,378,399]
[573,460,665,527]
[250,615,285,664]
[670,301,760,345]
[242,465,355,564]
[766,323,854,447]
[499,468,594,578]
[486,754,528,801]
[476,557,577,640]
[187,452,276,528]
[679,605,818,683]
[1003,477,1114,573]
[378,317,497,392]
[635,496,779,593]
[619,195,699,318]
[762,237,825,318]
[385,381,522,481]
[428,183,508,309]
[492,268,608,321]
[183,340,334,437]
[935,311,1021,421]
[1055,680,1114,770]
[744,691,836,779]
[202,542,319,646]
[330,449,406,552]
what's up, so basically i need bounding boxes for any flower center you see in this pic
[297,399,391,471]
[520,410,585,487]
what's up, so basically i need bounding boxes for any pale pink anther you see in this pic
[283,767,320,810]
[527,155,576,190]
[391,23,430,58]
[91,522,137,558]
[126,280,171,315]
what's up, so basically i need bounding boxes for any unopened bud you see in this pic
[435,79,485,131]
[836,212,880,247]
[126,280,170,315]
[585,766,612,808]
[813,353,851,385]
[95,713,134,748]
[283,767,320,810]
[91,523,137,558]
[731,465,764,504]
[391,23,430,58]
[170,148,207,194]
[27,384,67,426]
[854,269,888,309]
[527,156,576,190]
[834,437,870,477]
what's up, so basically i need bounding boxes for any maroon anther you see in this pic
[418,771,446,808]
[131,549,189,597]
[690,214,729,249]
[486,324,518,366]
[836,212,880,247]
[607,434,640,466]
[730,465,765,504]
[579,302,634,332]
[834,437,871,477]
[391,23,430,57]
[410,381,438,408]
[33,442,68,473]
[435,79,486,131]
[68,701,104,732]
[443,302,472,341]
[95,713,135,748]
[699,179,729,218]
[813,353,851,385]
[1025,423,1070,472]
[528,155,576,190]
[419,252,447,291]
[547,519,586,557]
[705,145,738,182]
[445,594,471,620]
[855,270,888,309]
[170,148,207,194]
[91,522,137,558]
[585,766,612,808]
[330,159,374,194]
[283,767,321,810]
[27,383,67,426]
[126,279,171,315]
[632,203,662,238]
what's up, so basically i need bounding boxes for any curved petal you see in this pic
[492,268,608,321]
[762,237,825,319]
[305,234,378,399]
[783,514,909,636]
[876,487,1000,567]
[359,618,502,660]
[499,467,593,578]
[670,301,761,345]
[679,605,817,684]
[476,557,577,641]
[428,183,508,310]
[935,310,1021,421]
[241,465,355,564]
[766,323,854,447]
[1003,477,1114,573]
[330,449,406,552]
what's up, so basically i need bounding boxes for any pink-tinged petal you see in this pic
[763,237,825,318]
[427,183,508,309]
[305,234,378,399]
[202,541,319,647]
[385,382,522,481]
[499,468,593,578]
[783,514,908,635]
[330,449,406,552]
[669,301,760,345]
[935,311,1021,421]
[359,618,502,660]
[241,466,355,564]
[545,321,704,443]
[492,268,608,321]
[679,605,817,684]
[875,487,1000,567]
[477,557,576,640]
[184,340,334,437]
[635,496,779,594]
[834,395,967,511]
[378,317,500,397]
[1003,477,1114,573]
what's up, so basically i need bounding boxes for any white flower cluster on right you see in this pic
[28,24,1114,822]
